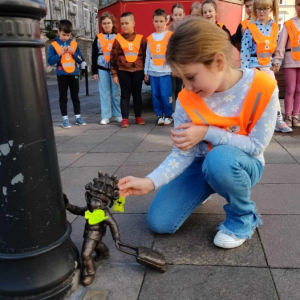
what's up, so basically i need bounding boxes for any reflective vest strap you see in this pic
[292,46,300,52]
[285,19,296,39]
[248,24,262,44]
[51,41,62,54]
[217,23,224,29]
[134,34,143,49]
[116,33,126,48]
[62,62,75,67]
[241,19,249,31]
[125,52,138,56]
[70,40,78,52]
[257,52,271,58]
[152,55,165,59]
[245,70,277,132]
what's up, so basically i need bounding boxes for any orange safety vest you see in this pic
[241,19,250,31]
[217,22,224,29]
[178,70,276,150]
[97,33,115,62]
[285,19,300,61]
[147,31,173,66]
[115,33,143,62]
[247,22,278,65]
[51,41,78,73]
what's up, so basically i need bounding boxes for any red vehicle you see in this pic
[98,0,243,37]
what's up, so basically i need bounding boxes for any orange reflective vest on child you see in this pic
[217,23,224,29]
[241,19,250,31]
[247,23,278,65]
[285,19,300,61]
[178,70,276,150]
[147,31,173,66]
[97,33,115,62]
[51,41,78,73]
[115,33,143,62]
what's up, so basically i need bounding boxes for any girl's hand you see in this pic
[118,177,154,197]
[68,46,75,54]
[144,74,149,82]
[171,123,208,151]
[272,64,280,73]
[113,76,119,85]
[93,74,98,81]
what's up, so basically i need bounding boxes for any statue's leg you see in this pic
[94,241,110,261]
[81,238,97,286]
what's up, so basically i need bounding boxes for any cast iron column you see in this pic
[0,1,80,299]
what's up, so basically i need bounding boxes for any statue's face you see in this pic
[85,174,118,212]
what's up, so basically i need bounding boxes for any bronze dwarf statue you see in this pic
[64,171,166,286]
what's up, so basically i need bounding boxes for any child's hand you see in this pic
[68,46,75,54]
[113,76,119,85]
[93,74,98,81]
[58,48,66,56]
[272,64,280,73]
[144,74,149,82]
[171,123,208,151]
[118,177,154,197]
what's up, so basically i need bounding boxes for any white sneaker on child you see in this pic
[100,118,110,125]
[213,231,246,249]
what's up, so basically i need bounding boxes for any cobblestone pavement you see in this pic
[48,82,300,300]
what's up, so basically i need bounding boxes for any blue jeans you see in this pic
[149,75,173,117]
[147,145,263,239]
[98,69,121,119]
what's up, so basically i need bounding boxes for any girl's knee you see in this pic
[147,213,176,234]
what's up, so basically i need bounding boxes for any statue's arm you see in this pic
[104,210,120,241]
[63,194,86,216]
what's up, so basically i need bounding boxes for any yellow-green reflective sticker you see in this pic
[112,197,126,213]
[85,209,108,225]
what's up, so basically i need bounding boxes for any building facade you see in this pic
[41,0,99,77]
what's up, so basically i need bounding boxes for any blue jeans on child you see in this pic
[149,75,173,117]
[147,145,263,239]
[98,69,121,119]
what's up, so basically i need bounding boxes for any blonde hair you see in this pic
[166,18,234,72]
[251,0,279,23]
[189,2,202,14]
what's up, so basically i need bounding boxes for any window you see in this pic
[279,0,285,5]
[83,2,90,32]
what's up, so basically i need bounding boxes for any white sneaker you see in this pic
[100,118,110,125]
[164,116,174,125]
[112,116,122,123]
[157,116,165,126]
[213,231,246,249]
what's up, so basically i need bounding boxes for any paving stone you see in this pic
[264,141,297,164]
[260,164,300,183]
[56,136,107,154]
[135,131,173,152]
[139,265,278,300]
[54,127,92,137]
[251,184,300,214]
[86,262,145,300]
[90,135,143,153]
[285,147,300,163]
[79,126,121,136]
[273,135,300,148]
[124,152,168,166]
[57,153,85,167]
[61,166,118,206]
[67,214,77,223]
[258,215,300,268]
[71,214,154,264]
[271,269,300,300]
[154,215,266,267]
[54,135,74,146]
[72,153,130,167]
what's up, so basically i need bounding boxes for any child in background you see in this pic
[48,20,86,128]
[201,0,233,43]
[231,0,253,50]
[92,12,121,125]
[241,0,292,132]
[145,9,173,126]
[273,0,300,127]
[169,3,186,112]
[190,2,202,17]
[118,18,278,249]
[110,12,147,128]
